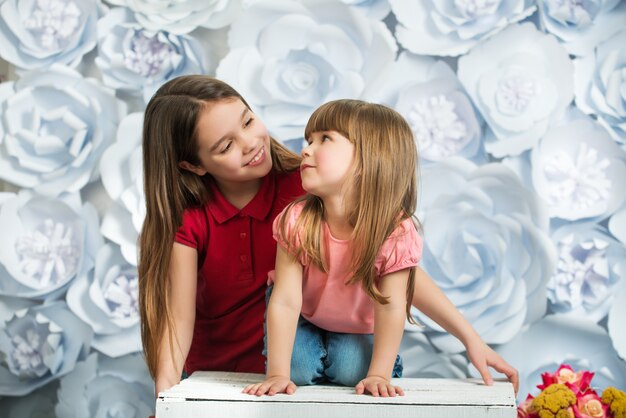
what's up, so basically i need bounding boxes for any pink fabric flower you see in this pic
[538,365,594,394]
[517,394,538,418]
[573,393,610,418]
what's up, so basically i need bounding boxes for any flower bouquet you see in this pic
[517,364,626,418]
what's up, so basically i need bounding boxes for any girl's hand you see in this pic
[465,337,519,395]
[355,375,405,397]
[242,376,297,396]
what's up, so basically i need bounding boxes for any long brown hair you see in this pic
[278,99,419,322]
[139,75,301,378]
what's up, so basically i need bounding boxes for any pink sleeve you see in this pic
[272,201,304,252]
[375,218,423,277]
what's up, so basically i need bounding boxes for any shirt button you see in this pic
[240,232,247,239]
[240,255,247,262]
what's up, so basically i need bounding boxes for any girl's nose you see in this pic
[241,134,256,154]
[301,143,311,157]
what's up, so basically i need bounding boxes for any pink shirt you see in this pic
[268,201,422,334]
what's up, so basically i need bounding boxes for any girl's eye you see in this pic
[321,135,331,142]
[221,141,233,153]
[244,117,253,127]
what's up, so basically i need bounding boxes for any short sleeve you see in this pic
[174,207,207,254]
[272,201,304,252]
[375,218,423,277]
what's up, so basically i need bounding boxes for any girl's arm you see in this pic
[243,246,303,396]
[356,269,410,397]
[411,266,519,394]
[154,243,197,396]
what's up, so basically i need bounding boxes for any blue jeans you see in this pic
[263,286,403,386]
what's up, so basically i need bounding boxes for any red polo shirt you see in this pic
[174,169,303,374]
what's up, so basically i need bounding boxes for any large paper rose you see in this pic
[0,65,127,196]
[389,0,535,57]
[547,223,626,322]
[106,0,242,35]
[216,0,397,141]
[0,301,92,396]
[458,23,574,157]
[99,113,144,266]
[95,7,209,104]
[416,157,556,353]
[530,116,626,221]
[538,0,626,56]
[487,315,626,402]
[609,202,626,244]
[0,0,100,70]
[574,29,626,143]
[0,381,58,418]
[0,191,102,300]
[368,52,484,163]
[608,278,626,361]
[56,353,153,418]
[66,244,140,357]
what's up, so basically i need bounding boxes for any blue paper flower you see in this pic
[530,115,626,221]
[99,113,144,266]
[0,0,100,70]
[56,352,153,417]
[416,157,557,353]
[217,0,397,141]
[368,52,484,163]
[400,330,469,379]
[547,223,626,322]
[389,0,535,57]
[0,381,58,418]
[106,0,242,34]
[0,301,92,396]
[0,65,127,196]
[458,23,575,157]
[95,7,209,104]
[0,191,102,300]
[574,29,626,143]
[66,244,140,357]
[538,0,626,56]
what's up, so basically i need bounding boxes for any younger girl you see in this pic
[245,99,422,397]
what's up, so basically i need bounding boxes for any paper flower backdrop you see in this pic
[0,0,624,415]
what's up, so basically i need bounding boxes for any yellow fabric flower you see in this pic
[602,387,626,418]
[530,384,576,418]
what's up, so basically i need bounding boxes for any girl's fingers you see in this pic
[286,382,297,395]
[379,384,390,397]
[395,385,405,396]
[355,381,365,395]
[366,382,380,397]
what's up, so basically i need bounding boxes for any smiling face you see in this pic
[300,130,355,198]
[181,98,272,188]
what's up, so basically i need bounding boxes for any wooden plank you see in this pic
[157,372,516,418]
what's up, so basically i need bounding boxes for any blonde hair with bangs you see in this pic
[278,99,419,322]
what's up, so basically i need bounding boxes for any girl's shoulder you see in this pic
[388,217,419,239]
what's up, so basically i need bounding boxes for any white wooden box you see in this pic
[156,371,516,418]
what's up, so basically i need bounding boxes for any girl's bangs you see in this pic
[304,101,355,139]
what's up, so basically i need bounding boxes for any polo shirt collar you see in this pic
[207,171,276,223]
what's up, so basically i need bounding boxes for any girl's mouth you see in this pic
[247,147,266,166]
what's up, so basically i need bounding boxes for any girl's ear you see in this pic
[178,161,208,176]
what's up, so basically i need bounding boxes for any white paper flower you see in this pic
[66,244,140,357]
[368,52,484,163]
[340,0,390,19]
[216,0,397,141]
[530,117,626,221]
[100,113,144,266]
[0,65,127,196]
[416,158,557,353]
[609,201,626,244]
[0,191,102,300]
[95,7,209,104]
[400,330,469,378]
[56,352,153,418]
[484,315,626,402]
[608,278,626,361]
[458,23,574,157]
[538,0,626,57]
[574,29,626,143]
[547,223,626,322]
[106,0,242,35]
[0,0,100,70]
[0,381,58,418]
[389,0,535,57]
[0,301,92,396]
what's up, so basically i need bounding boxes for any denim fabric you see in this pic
[263,286,403,386]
